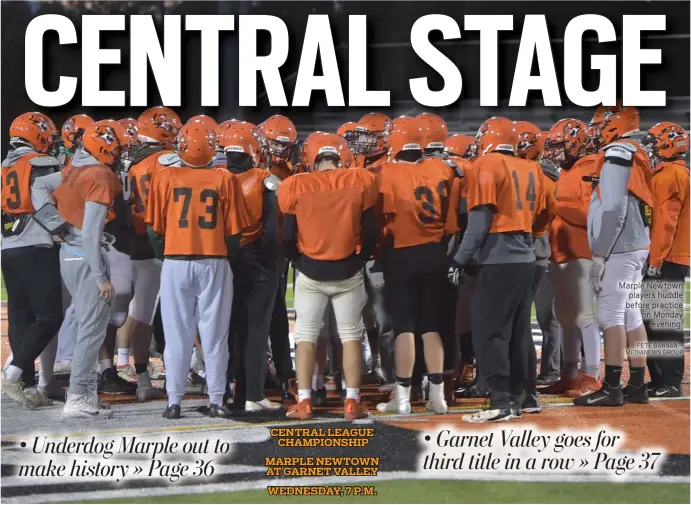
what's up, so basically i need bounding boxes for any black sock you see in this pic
[604,365,623,387]
[135,363,148,375]
[629,367,645,387]
[396,376,412,387]
[428,373,443,385]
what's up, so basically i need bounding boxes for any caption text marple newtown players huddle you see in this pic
[1,100,688,425]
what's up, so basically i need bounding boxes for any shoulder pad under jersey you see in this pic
[29,155,60,169]
[263,173,281,191]
[603,142,636,162]
[539,159,560,181]
[444,158,465,178]
[157,153,180,166]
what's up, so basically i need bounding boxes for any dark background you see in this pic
[2,0,689,157]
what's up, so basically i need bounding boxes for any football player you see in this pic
[577,106,652,407]
[642,122,689,398]
[278,132,376,421]
[1,112,63,408]
[115,106,182,401]
[35,120,132,418]
[51,115,96,378]
[453,117,511,400]
[542,118,602,397]
[514,121,560,391]
[256,115,299,395]
[352,112,391,170]
[375,116,459,416]
[146,121,250,419]
[450,121,552,423]
[217,120,283,412]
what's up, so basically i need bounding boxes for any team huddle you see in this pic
[1,103,688,424]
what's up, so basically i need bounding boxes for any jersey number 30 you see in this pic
[173,187,218,230]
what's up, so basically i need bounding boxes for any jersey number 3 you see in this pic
[5,172,21,210]
[173,187,218,230]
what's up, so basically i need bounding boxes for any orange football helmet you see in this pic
[444,134,476,160]
[337,121,358,148]
[477,121,517,156]
[416,112,448,150]
[216,120,261,166]
[588,103,640,151]
[352,112,391,157]
[81,120,131,168]
[61,114,94,152]
[9,112,57,153]
[475,116,511,157]
[645,122,689,161]
[301,132,353,171]
[258,115,298,164]
[137,106,182,147]
[513,121,542,160]
[177,121,217,168]
[188,114,219,132]
[118,118,139,138]
[387,116,423,160]
[544,118,589,168]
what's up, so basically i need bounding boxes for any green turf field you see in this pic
[88,480,690,504]
[1,275,5,302]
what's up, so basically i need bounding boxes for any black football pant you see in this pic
[472,262,535,409]
[229,244,279,405]
[268,260,294,382]
[363,267,395,381]
[533,265,562,378]
[1,245,63,387]
[646,261,689,389]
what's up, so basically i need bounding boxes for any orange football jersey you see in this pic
[549,154,597,263]
[270,161,294,181]
[278,169,378,260]
[377,157,458,248]
[236,168,271,246]
[649,159,690,267]
[127,150,173,235]
[53,163,122,229]
[146,165,250,257]
[2,152,43,214]
[468,152,546,235]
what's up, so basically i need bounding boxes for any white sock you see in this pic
[298,389,311,402]
[346,388,360,401]
[5,365,22,381]
[429,382,444,400]
[395,383,411,405]
[341,378,347,390]
[4,353,13,372]
[117,348,129,367]
[98,359,112,374]
[312,374,325,390]
[39,335,58,387]
[136,372,152,389]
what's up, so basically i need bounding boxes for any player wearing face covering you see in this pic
[217,120,283,412]
[257,116,298,397]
